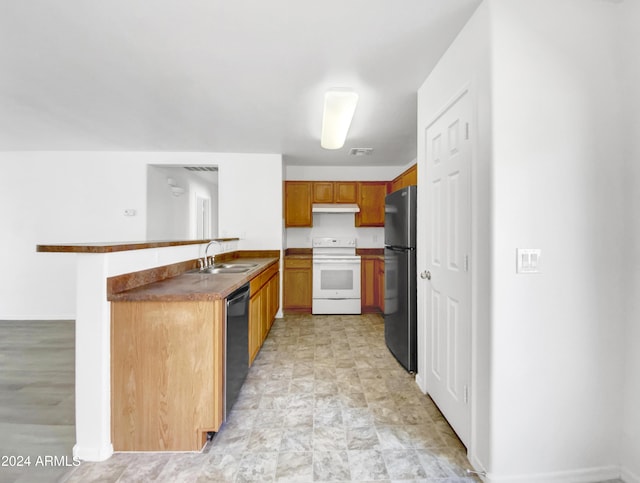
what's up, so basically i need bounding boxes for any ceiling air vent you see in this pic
[349,148,373,156]
[184,166,218,172]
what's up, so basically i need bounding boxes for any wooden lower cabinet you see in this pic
[375,258,385,312]
[111,299,225,452]
[249,262,280,365]
[361,258,377,312]
[283,257,312,312]
[267,273,279,329]
[361,256,385,313]
[249,289,263,364]
[111,260,281,452]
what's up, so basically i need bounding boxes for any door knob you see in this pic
[420,270,431,280]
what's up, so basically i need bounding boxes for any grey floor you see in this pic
[1,315,624,483]
[0,320,75,483]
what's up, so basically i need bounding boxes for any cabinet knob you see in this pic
[420,270,431,280]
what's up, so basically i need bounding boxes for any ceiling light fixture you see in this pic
[167,177,185,197]
[321,88,358,150]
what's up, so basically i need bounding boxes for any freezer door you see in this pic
[384,185,417,248]
[383,247,417,372]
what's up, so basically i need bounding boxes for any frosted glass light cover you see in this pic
[321,89,358,150]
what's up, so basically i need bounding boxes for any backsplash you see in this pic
[285,212,384,249]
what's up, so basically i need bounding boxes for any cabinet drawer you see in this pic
[284,257,312,269]
[250,262,280,294]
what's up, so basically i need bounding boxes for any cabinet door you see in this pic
[390,177,403,193]
[283,258,312,311]
[361,258,377,312]
[375,258,385,312]
[285,181,312,227]
[249,292,262,365]
[313,182,334,203]
[260,286,269,343]
[268,273,280,327]
[111,300,224,451]
[402,164,418,187]
[335,182,358,203]
[356,182,387,227]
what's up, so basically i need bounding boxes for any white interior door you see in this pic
[196,195,211,239]
[423,90,472,447]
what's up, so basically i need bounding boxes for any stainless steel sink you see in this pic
[189,262,258,274]
[202,266,251,274]
[215,263,257,269]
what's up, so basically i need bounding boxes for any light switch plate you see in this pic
[516,248,541,274]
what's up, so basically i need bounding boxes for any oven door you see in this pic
[312,257,361,299]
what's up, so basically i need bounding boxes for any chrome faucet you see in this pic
[202,240,222,268]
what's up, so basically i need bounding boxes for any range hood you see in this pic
[312,203,360,213]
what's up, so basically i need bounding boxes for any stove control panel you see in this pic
[312,237,357,248]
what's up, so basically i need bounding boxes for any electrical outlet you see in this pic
[124,209,136,217]
[516,248,541,274]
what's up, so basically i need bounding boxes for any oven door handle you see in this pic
[313,259,361,264]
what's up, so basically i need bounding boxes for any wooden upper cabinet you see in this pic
[356,182,387,227]
[390,177,403,194]
[285,181,312,227]
[312,181,358,203]
[335,182,358,203]
[313,182,334,203]
[390,164,418,193]
[403,164,417,186]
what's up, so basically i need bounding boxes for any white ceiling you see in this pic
[0,0,481,166]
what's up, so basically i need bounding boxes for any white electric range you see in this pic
[312,237,362,315]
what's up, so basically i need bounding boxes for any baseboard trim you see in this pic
[73,443,113,462]
[415,372,427,394]
[485,465,620,483]
[0,315,75,321]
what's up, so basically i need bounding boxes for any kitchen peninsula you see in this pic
[36,240,280,459]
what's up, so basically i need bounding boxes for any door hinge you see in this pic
[465,122,470,140]
[464,255,469,272]
[464,385,469,404]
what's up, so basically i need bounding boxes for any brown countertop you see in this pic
[357,248,384,258]
[36,238,239,254]
[108,257,279,302]
[284,248,312,257]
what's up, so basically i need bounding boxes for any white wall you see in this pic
[418,0,637,480]
[285,164,402,181]
[218,154,282,250]
[0,151,282,319]
[286,213,384,249]
[619,0,640,480]
[0,153,147,319]
[490,0,625,479]
[417,0,492,473]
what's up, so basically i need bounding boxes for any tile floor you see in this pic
[62,313,480,482]
[0,315,626,483]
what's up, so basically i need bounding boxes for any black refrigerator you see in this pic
[384,185,417,373]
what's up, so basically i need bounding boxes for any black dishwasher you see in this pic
[225,283,250,418]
